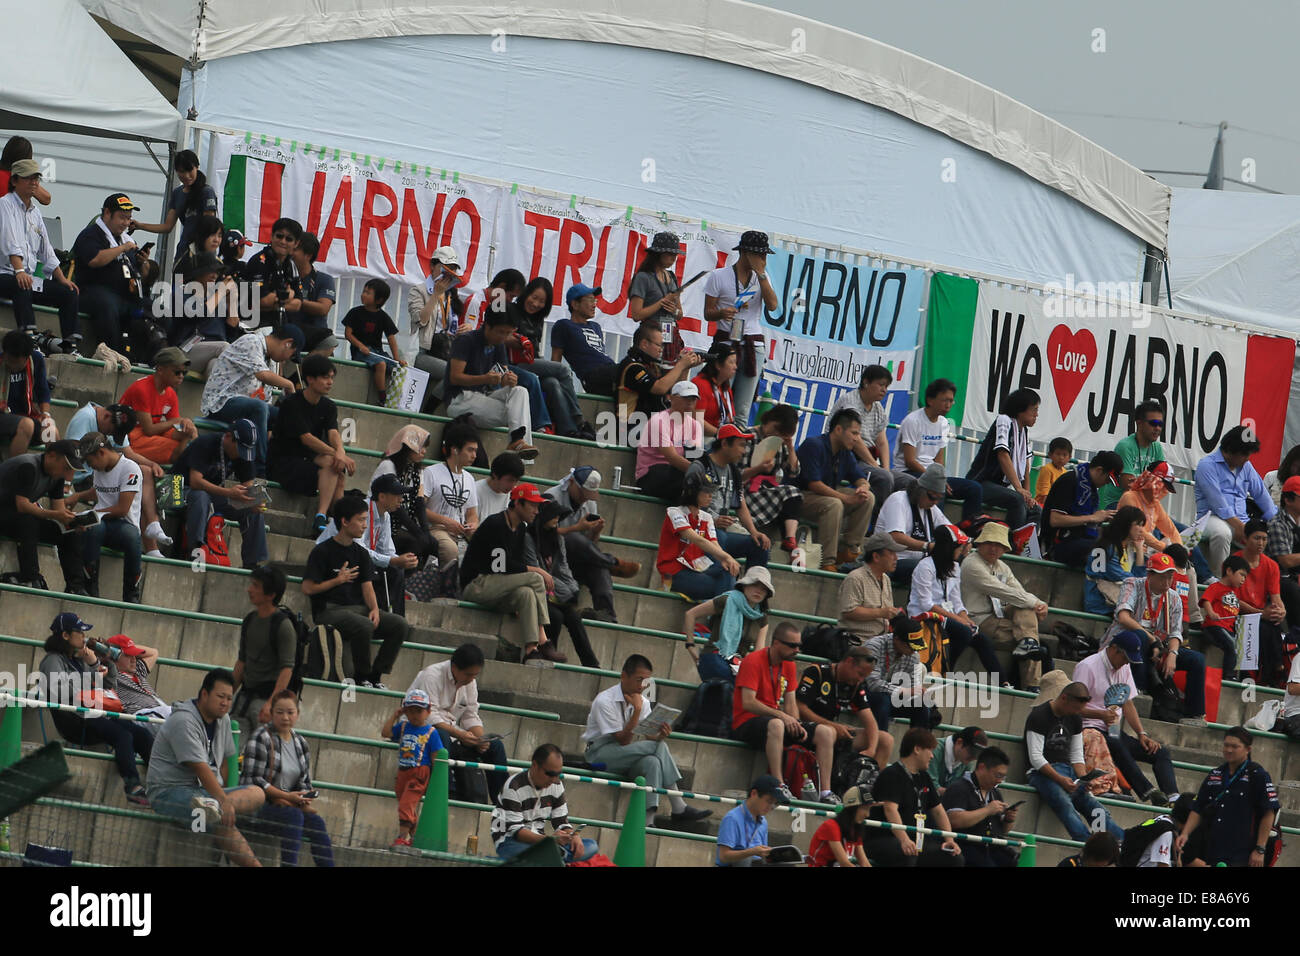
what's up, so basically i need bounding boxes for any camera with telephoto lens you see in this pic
[87,639,122,662]
[30,329,70,357]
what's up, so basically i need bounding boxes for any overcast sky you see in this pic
[755,0,1300,195]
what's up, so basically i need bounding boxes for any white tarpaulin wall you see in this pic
[1167,186,1300,452]
[84,0,1165,287]
[4,0,179,143]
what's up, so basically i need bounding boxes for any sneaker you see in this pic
[507,439,540,461]
[360,680,375,689]
[125,784,149,807]
[1179,716,1209,727]
[309,513,328,538]
[370,680,388,691]
[577,421,598,442]
[610,559,641,579]
[669,805,713,823]
[580,608,616,623]
[1143,788,1171,808]
[775,783,794,805]
[818,790,839,805]
[190,795,221,825]
[540,425,556,436]
[537,642,568,663]
[391,834,413,848]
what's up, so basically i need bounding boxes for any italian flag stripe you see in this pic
[920,273,978,424]
[256,162,285,243]
[222,155,247,233]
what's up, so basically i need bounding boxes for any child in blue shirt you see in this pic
[382,688,443,847]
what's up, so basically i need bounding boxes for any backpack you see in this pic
[200,514,230,566]
[1052,621,1095,662]
[305,620,347,683]
[914,614,948,675]
[676,679,733,739]
[832,753,880,797]
[1118,816,1178,866]
[781,744,819,796]
[801,623,853,662]
[1148,670,1184,723]
[239,606,325,697]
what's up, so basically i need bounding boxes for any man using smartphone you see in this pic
[941,746,1020,867]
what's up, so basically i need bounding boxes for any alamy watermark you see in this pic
[1042,274,1154,327]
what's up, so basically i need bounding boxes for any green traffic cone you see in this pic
[413,748,450,852]
[613,776,647,867]
[1017,834,1037,867]
[0,704,21,771]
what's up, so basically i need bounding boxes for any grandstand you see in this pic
[0,298,1295,870]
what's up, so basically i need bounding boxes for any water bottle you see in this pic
[800,776,817,802]
[612,466,622,490]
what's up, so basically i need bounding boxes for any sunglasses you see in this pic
[1146,418,1164,428]
[777,639,802,649]
[272,231,295,241]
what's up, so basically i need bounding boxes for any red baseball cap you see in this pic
[1149,461,1178,492]
[106,634,145,656]
[1147,551,1176,573]
[716,424,754,442]
[510,482,545,503]
[1284,476,1300,497]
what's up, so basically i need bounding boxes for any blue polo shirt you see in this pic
[715,802,768,866]
[789,432,868,492]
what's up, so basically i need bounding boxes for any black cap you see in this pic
[370,473,413,497]
[47,439,84,469]
[733,230,774,254]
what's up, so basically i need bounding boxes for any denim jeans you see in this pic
[82,516,141,598]
[944,476,985,521]
[1106,732,1178,798]
[1201,625,1238,678]
[527,358,583,434]
[1028,761,1124,842]
[1128,633,1207,717]
[206,396,279,469]
[186,488,268,568]
[509,365,552,430]
[52,711,151,787]
[717,527,769,569]
[980,481,1040,531]
[669,562,736,601]
[496,833,598,862]
[256,804,334,867]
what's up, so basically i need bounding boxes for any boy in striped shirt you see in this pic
[490,743,598,862]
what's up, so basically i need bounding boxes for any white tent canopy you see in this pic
[81,0,1169,249]
[1168,186,1300,334]
[3,0,180,142]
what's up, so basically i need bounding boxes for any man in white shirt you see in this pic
[547,465,640,623]
[474,450,525,519]
[826,365,898,510]
[895,378,984,521]
[877,464,952,584]
[75,432,144,603]
[0,159,80,337]
[702,230,780,425]
[405,642,509,803]
[582,653,712,826]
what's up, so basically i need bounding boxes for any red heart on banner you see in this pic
[1046,325,1097,419]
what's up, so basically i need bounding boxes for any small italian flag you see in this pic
[222,155,286,244]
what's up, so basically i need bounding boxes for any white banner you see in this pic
[1236,613,1260,673]
[964,285,1250,471]
[208,133,502,292]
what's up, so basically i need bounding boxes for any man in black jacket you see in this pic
[460,482,565,663]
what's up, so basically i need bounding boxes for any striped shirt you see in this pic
[490,769,570,846]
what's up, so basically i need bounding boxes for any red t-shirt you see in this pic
[690,373,735,430]
[1234,551,1280,610]
[732,648,797,730]
[120,376,179,426]
[1200,581,1241,630]
[808,818,861,867]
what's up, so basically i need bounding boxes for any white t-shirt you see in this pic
[93,454,143,528]
[1137,831,1175,867]
[907,556,966,618]
[703,266,764,339]
[581,682,652,742]
[420,462,477,522]
[1283,656,1300,719]
[475,477,511,519]
[894,408,953,476]
[877,489,951,562]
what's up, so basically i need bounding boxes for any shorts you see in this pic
[149,784,257,823]
[272,454,321,495]
[732,715,818,750]
[0,412,31,440]
[352,348,390,368]
[129,428,183,465]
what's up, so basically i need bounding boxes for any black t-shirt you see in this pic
[342,306,398,351]
[242,246,302,302]
[304,537,374,616]
[446,328,509,405]
[72,220,133,296]
[940,773,1008,838]
[796,662,869,722]
[1024,701,1082,767]
[0,452,64,510]
[507,300,546,346]
[615,349,666,418]
[172,431,254,485]
[271,392,338,461]
[1039,469,1098,553]
[869,762,940,827]
[460,510,528,589]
